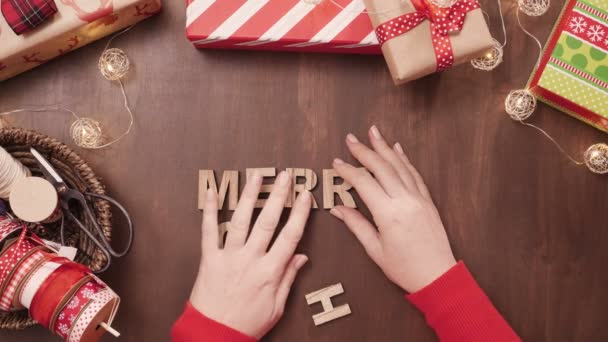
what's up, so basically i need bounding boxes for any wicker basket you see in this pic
[0,127,112,330]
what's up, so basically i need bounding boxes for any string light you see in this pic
[584,143,608,174]
[472,0,506,71]
[99,48,130,81]
[0,26,136,149]
[505,89,536,121]
[70,118,103,148]
[471,38,504,70]
[495,3,607,175]
[518,0,550,16]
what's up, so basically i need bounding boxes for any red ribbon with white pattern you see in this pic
[375,0,481,71]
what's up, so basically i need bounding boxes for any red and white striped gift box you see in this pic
[185,0,382,54]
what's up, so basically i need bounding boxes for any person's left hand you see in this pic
[189,171,312,339]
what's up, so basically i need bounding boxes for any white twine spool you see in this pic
[0,147,31,199]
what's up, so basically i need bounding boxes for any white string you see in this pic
[0,107,79,120]
[517,120,585,164]
[516,9,543,67]
[90,80,134,149]
[496,0,507,47]
[103,24,136,52]
[510,8,584,165]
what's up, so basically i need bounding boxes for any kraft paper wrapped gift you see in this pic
[362,0,494,84]
[0,0,161,82]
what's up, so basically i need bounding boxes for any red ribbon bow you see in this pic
[375,0,480,71]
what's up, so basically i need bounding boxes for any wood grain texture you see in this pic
[1,0,608,341]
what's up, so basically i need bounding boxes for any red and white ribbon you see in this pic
[19,260,63,309]
[68,288,119,342]
[0,250,44,311]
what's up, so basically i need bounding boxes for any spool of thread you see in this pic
[9,177,62,223]
[0,147,31,199]
[0,222,120,341]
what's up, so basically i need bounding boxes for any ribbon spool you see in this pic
[0,221,120,341]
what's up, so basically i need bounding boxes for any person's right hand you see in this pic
[330,126,457,293]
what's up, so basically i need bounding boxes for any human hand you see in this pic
[190,171,312,339]
[330,126,457,293]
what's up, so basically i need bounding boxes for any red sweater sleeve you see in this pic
[407,261,521,342]
[171,302,257,342]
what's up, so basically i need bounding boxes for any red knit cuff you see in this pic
[171,302,258,342]
[406,261,521,342]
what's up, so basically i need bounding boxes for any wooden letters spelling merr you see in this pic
[198,168,357,210]
[305,283,352,326]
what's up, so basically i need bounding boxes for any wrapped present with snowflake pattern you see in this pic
[0,0,161,82]
[528,0,608,132]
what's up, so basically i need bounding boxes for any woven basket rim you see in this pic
[0,127,112,330]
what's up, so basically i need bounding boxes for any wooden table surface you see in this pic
[1,0,608,341]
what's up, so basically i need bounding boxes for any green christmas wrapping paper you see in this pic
[528,0,608,132]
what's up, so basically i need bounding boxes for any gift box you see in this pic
[528,0,608,133]
[186,0,381,54]
[0,0,161,82]
[362,0,493,84]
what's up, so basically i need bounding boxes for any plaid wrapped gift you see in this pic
[1,0,57,34]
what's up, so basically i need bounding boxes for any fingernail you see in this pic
[206,189,214,200]
[330,208,344,220]
[249,171,262,184]
[394,142,404,154]
[333,158,344,165]
[299,190,311,202]
[295,255,308,268]
[370,125,382,139]
[277,171,289,185]
[346,133,358,143]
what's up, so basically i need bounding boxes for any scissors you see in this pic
[30,147,134,273]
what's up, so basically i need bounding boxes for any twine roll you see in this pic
[0,147,31,199]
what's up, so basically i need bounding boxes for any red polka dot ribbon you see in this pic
[375,0,480,71]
